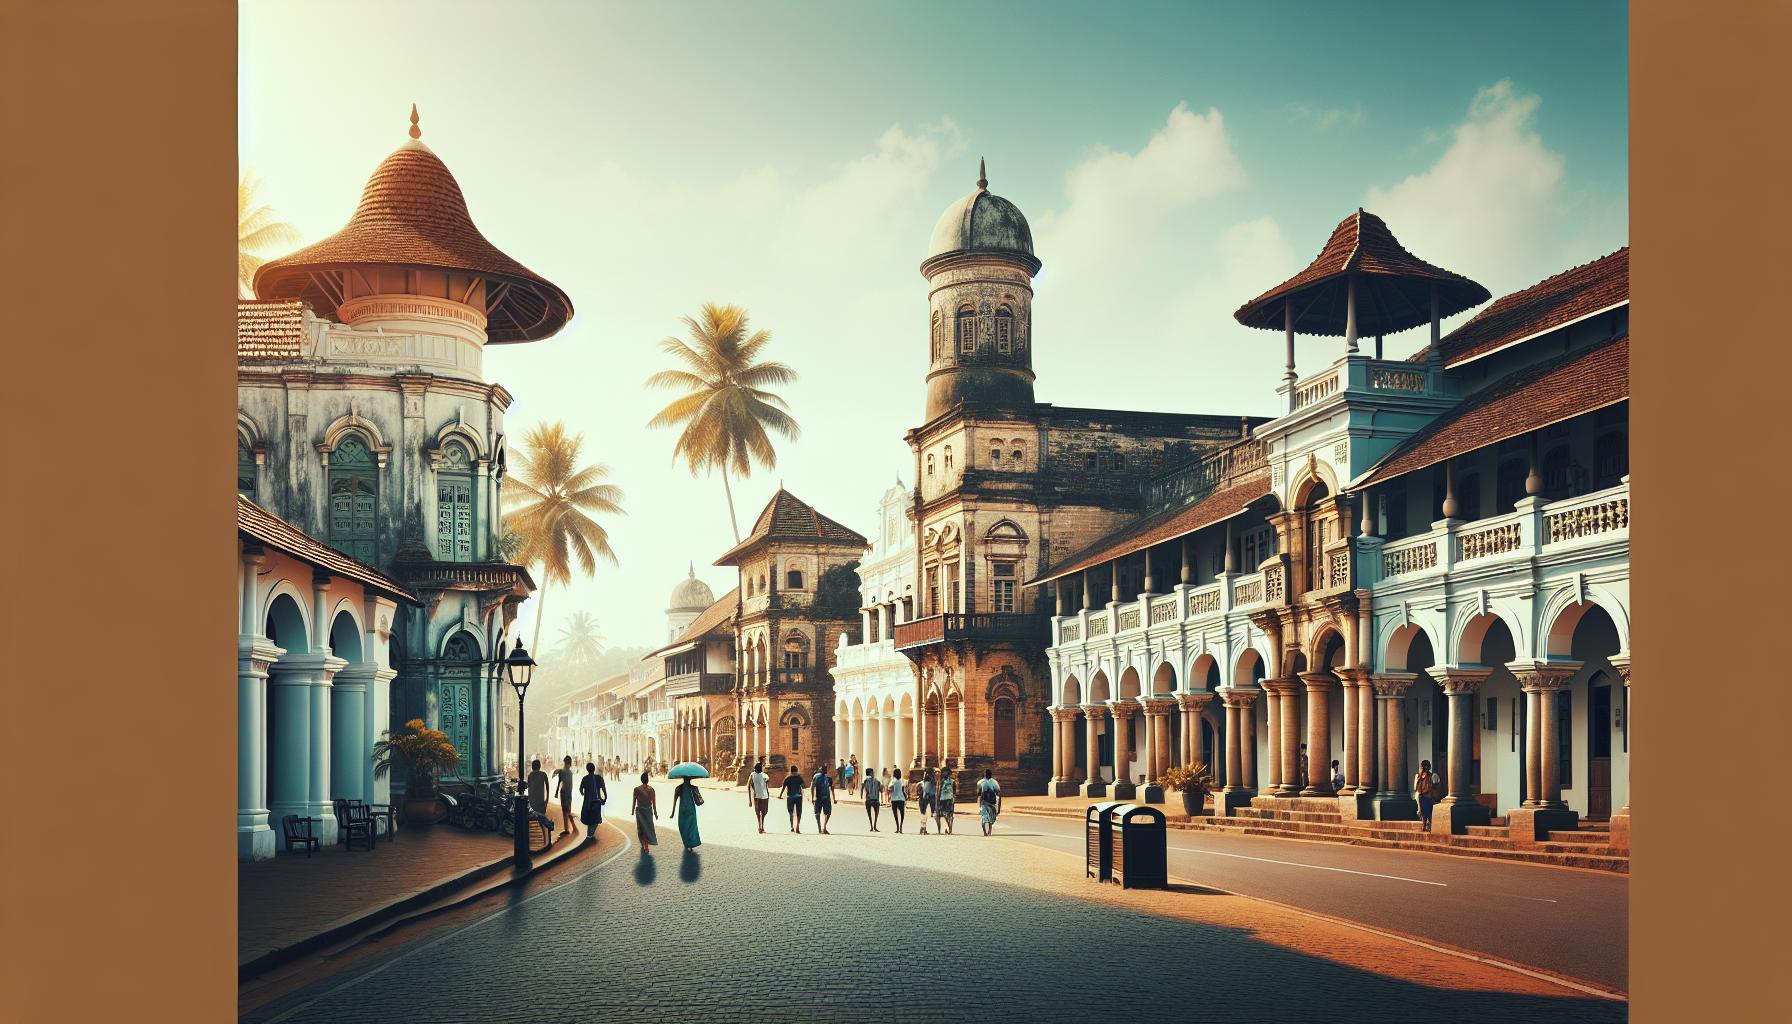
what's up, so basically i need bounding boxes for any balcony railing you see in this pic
[892,613,1048,652]
[1371,481,1629,586]
[668,670,734,695]
[1282,355,1450,416]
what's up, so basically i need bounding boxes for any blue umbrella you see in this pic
[668,762,710,779]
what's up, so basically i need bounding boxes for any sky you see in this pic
[239,0,1628,659]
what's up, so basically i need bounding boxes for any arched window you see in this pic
[328,434,379,564]
[1011,443,1024,465]
[1302,481,1330,594]
[931,310,943,361]
[944,446,954,470]
[995,307,1014,354]
[957,307,977,354]
[782,635,807,672]
[927,453,936,477]
[990,439,1002,463]
[436,440,475,562]
[439,630,481,781]
[757,575,767,594]
[786,568,804,590]
[237,436,257,496]
[993,697,1017,761]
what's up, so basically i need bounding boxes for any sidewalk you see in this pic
[239,801,586,974]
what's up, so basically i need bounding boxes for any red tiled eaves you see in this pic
[1409,248,1628,367]
[1358,335,1629,489]
[237,300,307,362]
[1027,474,1274,588]
[715,489,869,565]
[646,587,740,659]
[238,495,415,602]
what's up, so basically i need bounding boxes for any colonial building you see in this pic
[891,164,1261,794]
[656,587,740,770]
[236,108,569,856]
[833,480,921,775]
[1034,212,1629,849]
[715,489,868,782]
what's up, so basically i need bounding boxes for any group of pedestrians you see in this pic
[747,762,1002,837]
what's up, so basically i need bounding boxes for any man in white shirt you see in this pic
[747,761,771,834]
[861,769,884,832]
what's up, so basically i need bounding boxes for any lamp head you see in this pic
[504,640,537,697]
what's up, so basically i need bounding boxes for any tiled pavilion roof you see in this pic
[237,300,307,362]
[1027,474,1274,588]
[1409,247,1628,367]
[1233,210,1491,337]
[715,489,870,566]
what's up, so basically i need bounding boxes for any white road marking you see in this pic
[1166,846,1447,886]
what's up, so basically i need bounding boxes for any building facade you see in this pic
[659,588,740,770]
[235,110,570,855]
[1034,216,1630,847]
[832,481,920,776]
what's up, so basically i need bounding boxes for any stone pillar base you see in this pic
[1608,810,1631,851]
[1372,794,1419,821]
[1299,785,1337,798]
[304,805,340,846]
[1110,781,1138,800]
[1049,780,1080,797]
[1079,780,1108,798]
[1142,783,1165,804]
[238,825,274,862]
[1218,790,1256,816]
[1337,792,1377,820]
[1507,806,1580,845]
[1435,797,1492,835]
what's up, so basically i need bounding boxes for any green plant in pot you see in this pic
[374,718,462,826]
[1162,762,1215,816]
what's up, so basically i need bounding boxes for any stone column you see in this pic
[1177,692,1213,772]
[1108,701,1139,799]
[332,664,375,803]
[1506,660,1581,842]
[1356,669,1377,798]
[1340,676,1359,794]
[1608,654,1632,851]
[1267,678,1302,796]
[239,636,283,861]
[1434,668,1492,832]
[1141,698,1175,803]
[1298,671,1336,796]
[1371,673,1417,819]
[923,703,941,768]
[1263,680,1282,794]
[1079,705,1107,797]
[834,711,847,769]
[1215,688,1255,814]
[268,662,313,835]
[880,713,896,775]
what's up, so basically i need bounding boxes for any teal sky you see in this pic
[240,1,1628,656]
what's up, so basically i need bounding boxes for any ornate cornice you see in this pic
[1371,671,1418,697]
[1506,659,1582,692]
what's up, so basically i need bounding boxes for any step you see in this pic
[1463,825,1510,838]
[1546,831,1609,845]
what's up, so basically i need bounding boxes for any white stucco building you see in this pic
[832,480,920,775]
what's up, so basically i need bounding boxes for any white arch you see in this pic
[431,417,489,461]
[317,412,393,463]
[261,577,313,641]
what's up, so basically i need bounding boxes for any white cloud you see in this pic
[1366,80,1566,295]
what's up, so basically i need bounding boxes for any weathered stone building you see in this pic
[716,489,867,781]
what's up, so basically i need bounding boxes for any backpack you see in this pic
[979,781,998,806]
[1416,772,1438,799]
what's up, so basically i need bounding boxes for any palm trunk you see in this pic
[720,465,741,544]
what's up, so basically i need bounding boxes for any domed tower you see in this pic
[253,105,573,380]
[666,562,716,642]
[919,160,1041,422]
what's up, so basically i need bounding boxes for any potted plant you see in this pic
[374,718,462,826]
[1163,761,1215,816]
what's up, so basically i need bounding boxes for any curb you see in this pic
[238,830,586,982]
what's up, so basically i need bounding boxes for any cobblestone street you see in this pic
[247,782,1625,1023]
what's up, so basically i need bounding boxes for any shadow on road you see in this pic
[633,852,657,886]
[680,850,701,884]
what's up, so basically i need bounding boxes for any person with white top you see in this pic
[976,769,1002,835]
[747,761,771,834]
[861,766,883,832]
[887,766,908,833]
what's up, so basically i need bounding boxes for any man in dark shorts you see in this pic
[748,761,772,834]
[811,763,834,835]
[780,765,805,833]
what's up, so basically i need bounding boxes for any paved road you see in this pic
[246,783,1626,1024]
[1003,812,1628,992]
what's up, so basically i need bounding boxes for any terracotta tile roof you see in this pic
[1234,210,1491,337]
[238,494,415,602]
[565,671,632,706]
[1409,247,1628,367]
[1358,334,1629,489]
[647,587,740,659]
[1027,473,1274,587]
[253,129,572,343]
[715,489,870,565]
[237,300,308,362]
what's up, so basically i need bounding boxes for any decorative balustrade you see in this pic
[1370,367,1426,392]
[1381,536,1439,578]
[1059,620,1081,642]
[1150,597,1178,625]
[1263,562,1287,603]
[1291,370,1340,410]
[1088,615,1109,636]
[1117,606,1141,632]
[1545,494,1629,544]
[1458,519,1523,561]
[1327,547,1352,589]
[1188,585,1222,617]
[892,613,1048,651]
[1232,574,1264,607]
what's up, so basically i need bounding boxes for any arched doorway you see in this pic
[993,696,1017,762]
[264,593,312,842]
[1551,601,1622,818]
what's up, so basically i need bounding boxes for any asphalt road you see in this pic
[245,782,1626,1024]
[1004,811,1629,992]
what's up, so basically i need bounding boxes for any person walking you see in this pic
[630,771,659,853]
[1414,759,1442,833]
[526,758,550,832]
[888,767,908,833]
[670,775,704,851]
[553,755,577,838]
[748,761,772,834]
[578,761,606,835]
[780,765,805,833]
[917,768,936,834]
[1330,759,1345,791]
[812,763,834,835]
[861,766,883,832]
[842,758,855,796]
[937,772,956,834]
[976,769,1001,836]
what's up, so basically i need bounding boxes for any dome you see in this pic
[922,160,1039,272]
[254,106,573,343]
[668,563,715,613]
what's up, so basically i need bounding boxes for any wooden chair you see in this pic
[281,815,320,857]
[333,798,375,851]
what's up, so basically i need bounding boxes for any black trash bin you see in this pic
[1110,803,1168,889]
[1084,802,1125,881]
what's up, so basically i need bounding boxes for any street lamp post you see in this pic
[503,639,537,868]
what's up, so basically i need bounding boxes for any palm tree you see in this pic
[238,168,300,298]
[555,611,606,672]
[645,303,799,543]
[503,421,625,653]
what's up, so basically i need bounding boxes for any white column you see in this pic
[268,661,317,840]
[880,713,896,774]
[239,636,282,861]
[332,665,374,803]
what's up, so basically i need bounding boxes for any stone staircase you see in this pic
[1010,798,1628,873]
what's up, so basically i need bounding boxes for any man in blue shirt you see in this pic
[861,768,883,832]
[811,764,834,835]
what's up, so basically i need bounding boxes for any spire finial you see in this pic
[977,157,988,190]
[688,561,695,578]
[409,104,421,140]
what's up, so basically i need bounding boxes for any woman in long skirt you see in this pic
[630,771,659,853]
[977,768,1001,836]
[579,761,606,835]
[670,777,704,850]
